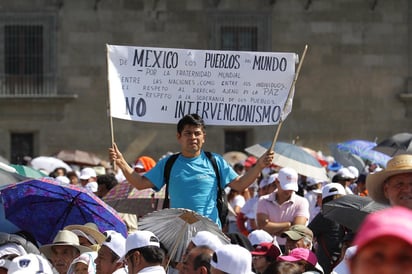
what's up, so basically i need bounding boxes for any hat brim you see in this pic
[278,255,300,262]
[280,231,304,240]
[366,168,412,204]
[280,184,298,192]
[40,243,92,259]
[64,225,106,244]
[250,250,267,256]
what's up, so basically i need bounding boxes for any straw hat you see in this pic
[39,230,93,258]
[366,154,412,204]
[64,222,105,245]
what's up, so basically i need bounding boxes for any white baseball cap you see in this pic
[8,254,53,274]
[55,175,70,184]
[191,231,223,251]
[211,244,254,274]
[321,183,346,199]
[347,166,359,178]
[133,161,144,170]
[102,230,126,259]
[124,230,160,258]
[79,167,97,180]
[336,167,356,180]
[248,229,273,246]
[306,177,323,187]
[259,173,278,189]
[278,167,298,191]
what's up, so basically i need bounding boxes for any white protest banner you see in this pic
[107,44,297,126]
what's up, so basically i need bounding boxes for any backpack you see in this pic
[162,151,229,225]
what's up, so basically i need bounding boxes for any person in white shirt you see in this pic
[122,230,165,274]
[79,167,98,193]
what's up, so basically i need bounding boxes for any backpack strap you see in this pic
[162,151,221,209]
[204,151,221,191]
[163,153,180,209]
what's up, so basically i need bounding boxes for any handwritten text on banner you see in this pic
[107,45,297,126]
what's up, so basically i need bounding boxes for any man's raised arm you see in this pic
[109,142,155,190]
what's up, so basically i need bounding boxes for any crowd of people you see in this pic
[1,113,412,274]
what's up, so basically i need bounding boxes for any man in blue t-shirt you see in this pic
[109,114,274,227]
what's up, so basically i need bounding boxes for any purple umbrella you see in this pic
[0,178,127,244]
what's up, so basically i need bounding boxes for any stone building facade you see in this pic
[0,0,410,164]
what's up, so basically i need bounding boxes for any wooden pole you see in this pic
[269,44,309,151]
[106,44,116,169]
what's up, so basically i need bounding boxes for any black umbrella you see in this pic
[374,132,412,156]
[322,194,389,232]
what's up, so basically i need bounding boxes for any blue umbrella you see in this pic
[0,165,27,233]
[333,140,390,168]
[329,143,365,172]
[0,178,127,244]
[245,141,328,181]
[358,149,390,167]
[336,140,377,155]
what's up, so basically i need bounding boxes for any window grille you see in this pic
[208,12,271,51]
[221,26,258,51]
[225,131,247,152]
[0,13,56,97]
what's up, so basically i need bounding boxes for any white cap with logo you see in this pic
[102,230,126,260]
[211,244,254,274]
[123,230,160,260]
[191,231,223,251]
[321,183,346,199]
[8,254,53,274]
[278,167,298,192]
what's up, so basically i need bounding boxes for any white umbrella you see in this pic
[138,208,230,266]
[223,151,248,166]
[245,141,329,181]
[0,155,9,164]
[30,156,72,174]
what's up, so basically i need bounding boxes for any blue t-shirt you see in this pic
[144,151,238,226]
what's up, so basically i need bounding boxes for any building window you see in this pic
[5,25,44,95]
[208,12,271,51]
[220,26,258,51]
[11,133,34,165]
[0,13,56,97]
[225,131,247,152]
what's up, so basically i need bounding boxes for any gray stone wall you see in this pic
[0,0,410,163]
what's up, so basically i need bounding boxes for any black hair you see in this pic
[356,173,367,184]
[233,163,245,173]
[127,246,164,266]
[225,232,253,251]
[66,171,78,178]
[177,114,205,134]
[192,246,213,274]
[211,252,229,274]
[269,261,300,274]
[97,174,118,190]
